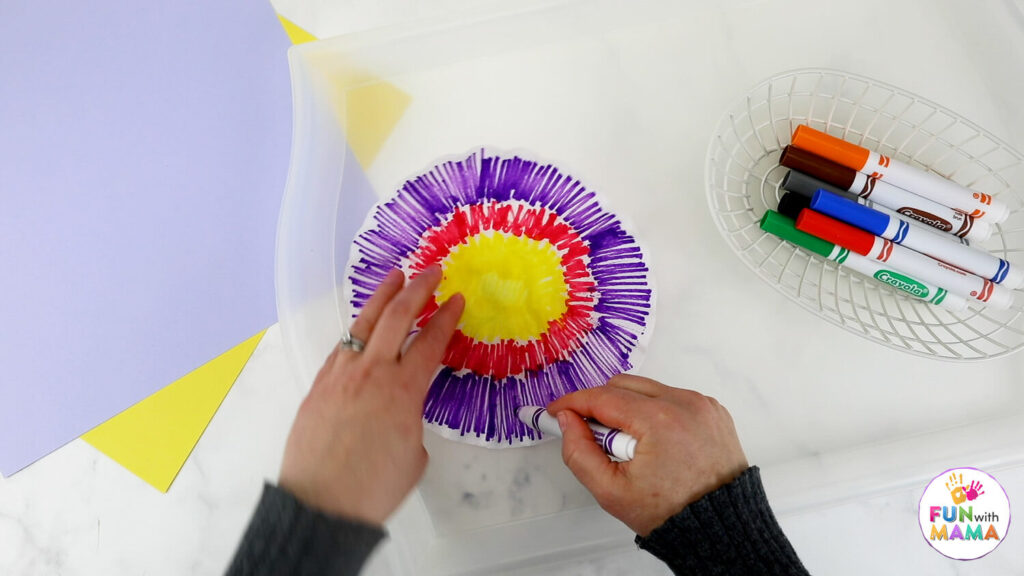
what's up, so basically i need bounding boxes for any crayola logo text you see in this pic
[898,207,952,232]
[874,270,929,297]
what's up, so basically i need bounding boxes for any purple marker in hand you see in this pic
[516,406,637,461]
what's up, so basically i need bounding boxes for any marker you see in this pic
[780,169,970,246]
[516,406,636,461]
[767,202,967,311]
[780,146,992,241]
[791,125,1010,223]
[776,190,814,220]
[810,189,1024,289]
[796,209,1014,309]
[781,168,858,201]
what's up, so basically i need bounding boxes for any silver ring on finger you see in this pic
[340,332,366,353]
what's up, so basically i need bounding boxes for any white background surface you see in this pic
[2,1,1023,574]
[0,327,1021,575]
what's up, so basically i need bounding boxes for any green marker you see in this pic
[760,211,967,311]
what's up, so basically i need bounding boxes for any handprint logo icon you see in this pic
[962,480,984,502]
[920,467,1010,560]
[945,472,967,505]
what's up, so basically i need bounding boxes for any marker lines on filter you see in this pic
[346,149,653,446]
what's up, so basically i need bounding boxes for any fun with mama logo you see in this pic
[918,467,1011,560]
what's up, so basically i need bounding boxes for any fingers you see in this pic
[558,409,620,498]
[401,293,465,394]
[608,376,713,411]
[605,374,668,398]
[365,265,443,361]
[547,386,651,433]
[348,269,405,342]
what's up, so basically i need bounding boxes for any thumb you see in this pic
[557,410,619,498]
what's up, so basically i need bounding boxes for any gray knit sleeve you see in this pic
[636,466,809,575]
[226,482,386,576]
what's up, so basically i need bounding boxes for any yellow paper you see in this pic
[277,14,317,45]
[282,15,412,168]
[83,331,266,492]
[343,80,412,168]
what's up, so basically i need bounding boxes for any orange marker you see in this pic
[791,125,1010,223]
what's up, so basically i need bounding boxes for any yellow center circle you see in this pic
[436,232,569,342]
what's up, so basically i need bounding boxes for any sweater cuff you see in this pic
[635,466,808,576]
[226,482,387,576]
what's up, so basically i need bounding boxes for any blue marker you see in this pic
[810,189,1024,288]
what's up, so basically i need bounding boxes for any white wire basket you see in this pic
[705,68,1024,361]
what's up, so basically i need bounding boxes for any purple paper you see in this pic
[0,1,291,475]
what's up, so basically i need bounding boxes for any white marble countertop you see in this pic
[1,327,1021,575]
[3,1,1024,574]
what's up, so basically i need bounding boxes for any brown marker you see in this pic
[778,146,991,242]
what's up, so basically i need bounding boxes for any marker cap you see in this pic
[791,125,870,171]
[780,145,858,190]
[796,209,877,256]
[760,210,836,258]
[1003,265,1024,290]
[984,199,1011,224]
[984,283,1016,310]
[810,189,889,236]
[777,191,811,220]
[781,169,858,202]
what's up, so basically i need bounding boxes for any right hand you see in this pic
[546,375,748,536]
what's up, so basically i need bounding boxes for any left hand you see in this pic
[278,265,464,526]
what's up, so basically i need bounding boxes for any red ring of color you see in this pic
[407,201,596,379]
